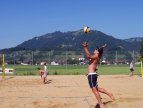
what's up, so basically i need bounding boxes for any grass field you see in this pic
[3,64,141,76]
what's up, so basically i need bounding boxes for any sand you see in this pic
[0,75,143,108]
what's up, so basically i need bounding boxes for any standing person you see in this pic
[43,62,48,82]
[37,68,45,84]
[82,42,115,108]
[129,60,134,76]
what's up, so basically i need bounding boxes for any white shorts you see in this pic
[43,71,48,77]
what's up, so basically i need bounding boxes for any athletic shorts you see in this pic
[88,72,98,88]
[43,71,48,77]
[130,68,134,72]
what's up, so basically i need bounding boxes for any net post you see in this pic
[2,54,5,79]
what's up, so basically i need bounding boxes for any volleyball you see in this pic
[83,26,91,34]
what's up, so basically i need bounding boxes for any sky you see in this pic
[0,0,143,49]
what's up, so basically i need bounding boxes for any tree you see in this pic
[0,55,1,65]
[67,57,79,64]
[140,39,143,61]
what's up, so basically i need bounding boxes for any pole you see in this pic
[115,51,118,63]
[14,53,15,65]
[48,51,51,64]
[31,51,33,65]
[141,60,143,77]
[132,50,135,62]
[2,54,5,79]
[66,51,67,70]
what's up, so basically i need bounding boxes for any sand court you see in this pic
[0,75,143,108]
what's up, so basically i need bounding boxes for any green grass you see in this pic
[98,65,140,75]
[2,64,141,76]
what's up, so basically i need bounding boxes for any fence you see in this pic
[0,50,141,76]
[1,50,139,65]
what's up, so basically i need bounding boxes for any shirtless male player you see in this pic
[82,42,115,108]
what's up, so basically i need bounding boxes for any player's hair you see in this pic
[44,62,46,65]
[96,47,103,59]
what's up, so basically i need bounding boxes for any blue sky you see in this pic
[0,0,143,49]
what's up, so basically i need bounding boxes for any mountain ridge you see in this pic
[1,30,142,53]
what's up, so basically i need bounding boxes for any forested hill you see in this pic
[2,30,142,52]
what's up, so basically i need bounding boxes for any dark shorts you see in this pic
[88,73,98,88]
[130,68,134,72]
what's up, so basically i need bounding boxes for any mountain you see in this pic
[2,30,142,52]
[125,37,143,43]
[124,37,142,51]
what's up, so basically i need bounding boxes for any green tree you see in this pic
[0,55,1,65]
[67,57,79,64]
[140,39,143,61]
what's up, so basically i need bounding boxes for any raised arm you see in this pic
[82,42,96,60]
[98,44,107,49]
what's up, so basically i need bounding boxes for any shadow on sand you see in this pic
[44,80,52,84]
[95,101,113,108]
